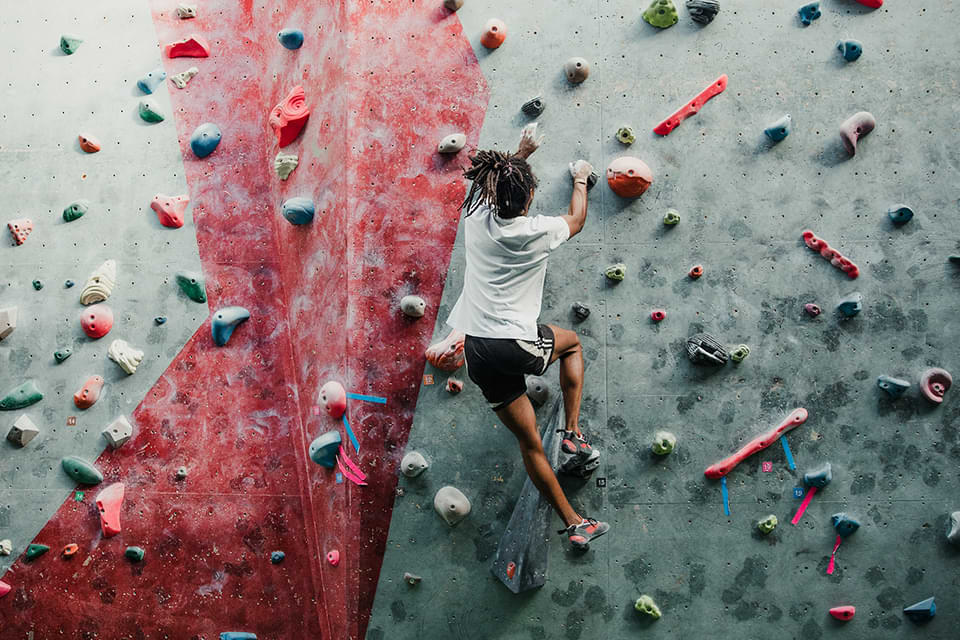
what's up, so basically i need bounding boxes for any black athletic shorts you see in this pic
[463,324,556,411]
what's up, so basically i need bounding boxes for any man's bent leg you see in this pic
[546,325,583,435]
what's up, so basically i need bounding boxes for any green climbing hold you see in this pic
[663,209,681,226]
[63,200,90,222]
[757,514,778,534]
[25,544,50,560]
[0,380,43,410]
[32,280,43,291]
[175,271,207,303]
[61,456,104,485]
[642,0,679,28]
[605,263,626,281]
[54,348,73,363]
[138,99,165,123]
[60,34,83,55]
[635,595,662,619]
[125,546,145,562]
[731,344,750,362]
[616,126,636,145]
[651,430,676,455]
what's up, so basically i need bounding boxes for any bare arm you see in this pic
[562,160,593,239]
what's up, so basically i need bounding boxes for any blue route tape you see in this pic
[780,436,796,470]
[721,476,730,516]
[342,415,360,453]
[346,392,387,404]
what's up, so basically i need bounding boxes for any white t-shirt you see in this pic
[446,205,570,340]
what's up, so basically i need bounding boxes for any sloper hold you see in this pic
[80,304,114,339]
[839,111,875,155]
[837,39,863,62]
[480,18,507,49]
[634,595,662,619]
[63,199,90,222]
[7,414,40,447]
[803,462,832,488]
[277,28,304,49]
[654,75,728,136]
[704,408,808,478]
[903,597,935,623]
[0,380,43,410]
[607,157,653,198]
[920,367,951,404]
[400,451,429,477]
[877,375,910,397]
[175,271,207,302]
[837,292,863,317]
[78,134,101,153]
[651,431,676,455]
[60,34,83,55]
[400,295,426,318]
[137,68,167,94]
[525,375,548,407]
[270,86,310,147]
[437,133,466,154]
[888,204,914,225]
[797,2,821,25]
[643,0,679,28]
[764,114,792,142]
[7,218,33,245]
[829,606,855,621]
[831,512,860,537]
[139,99,165,123]
[80,259,117,305]
[686,332,728,365]
[564,57,590,84]
[102,415,133,448]
[108,339,144,375]
[318,381,347,418]
[74,375,104,409]
[61,456,103,485]
[947,511,960,544]
[0,306,16,340]
[308,431,341,468]
[274,152,299,180]
[211,307,250,346]
[686,0,719,24]
[170,66,198,88]
[434,486,471,526]
[281,197,315,225]
[190,123,222,158]
[151,194,189,228]
[25,544,50,560]
[164,34,210,58]
[327,550,340,566]
[96,482,124,537]
[521,96,545,117]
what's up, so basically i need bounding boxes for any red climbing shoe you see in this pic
[559,517,610,551]
[558,430,600,477]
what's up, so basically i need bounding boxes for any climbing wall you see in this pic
[369,1,960,638]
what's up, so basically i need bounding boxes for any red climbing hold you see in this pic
[705,408,808,479]
[689,265,704,279]
[855,0,882,7]
[650,309,666,322]
[95,482,124,537]
[78,134,101,153]
[0,580,10,598]
[150,194,190,228]
[920,368,952,404]
[445,378,464,394]
[326,550,340,566]
[802,230,859,279]
[318,381,347,418]
[74,375,105,409]
[653,74,728,136]
[7,218,33,246]
[606,156,653,198]
[80,304,114,339]
[829,606,856,621]
[506,562,516,579]
[269,85,311,148]
[164,34,211,58]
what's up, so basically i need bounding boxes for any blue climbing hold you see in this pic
[270,550,285,564]
[764,114,792,142]
[797,2,821,25]
[877,375,911,397]
[190,123,222,158]
[277,28,304,50]
[281,197,315,225]
[837,39,863,62]
[831,512,860,538]
[888,204,914,225]
[65,280,75,288]
[803,462,832,489]
[837,292,862,317]
[309,431,342,468]
[903,597,936,624]
[220,634,258,640]
[154,316,167,325]
[211,306,250,346]
[137,67,167,94]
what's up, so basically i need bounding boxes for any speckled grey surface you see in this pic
[368,0,960,637]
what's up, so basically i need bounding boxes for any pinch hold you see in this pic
[876,375,911,398]
[95,482,125,537]
[839,111,875,156]
[480,19,507,49]
[170,66,199,89]
[274,152,299,180]
[108,339,144,375]
[211,307,251,346]
[164,34,210,58]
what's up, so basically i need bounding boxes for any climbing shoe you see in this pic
[559,517,610,551]
[557,430,600,477]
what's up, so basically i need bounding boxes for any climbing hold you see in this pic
[804,303,821,317]
[60,33,83,55]
[220,634,257,640]
[764,114,792,142]
[155,316,167,325]
[78,134,101,153]
[175,3,197,18]
[80,304,114,339]
[920,367,952,404]
[281,197,315,225]
[654,74,728,136]
[175,466,188,479]
[836,39,863,62]
[62,543,79,558]
[151,194,189,228]
[61,456,103,485]
[650,309,666,323]
[170,66,199,88]
[80,259,117,305]
[686,333,728,365]
[308,431,341,468]
[400,295,427,318]
[903,597,935,623]
[164,34,210,58]
[829,606,856,621]
[0,580,9,598]
[326,550,340,566]
[572,302,591,320]
[211,307,250,346]
[522,96,545,117]
[947,512,960,544]
[0,381,43,410]
[63,199,90,222]
[663,209,681,225]
[564,57,590,84]
[757,514,779,534]
[689,264,703,279]
[190,123,222,158]
[839,111,876,156]
[54,348,72,363]
[480,19,507,49]
[437,133,466,154]
[705,408,808,478]
[651,431,676,455]
[855,0,882,6]
[730,345,750,362]
[831,512,860,538]
[568,162,599,191]
[73,375,104,409]
[797,2,821,25]
[274,152,299,180]
[108,339,144,375]
[616,127,636,145]
[65,280,74,288]
[445,377,463,394]
[643,0,679,28]
[277,28,304,49]
[444,0,463,9]
[403,572,422,585]
[271,551,285,564]
[0,306,16,340]
[7,218,33,246]
[434,486,471,526]
[318,381,347,418]
[32,280,43,291]
[803,462,832,489]
[7,414,40,447]
[606,157,653,198]
[0,539,10,555]
[175,271,207,303]
[102,415,134,448]
[888,204,914,226]
[686,0,720,24]
[525,376,548,407]
[801,230,859,278]
[138,99,165,123]
[400,451,429,478]
[837,292,863,318]
[634,595,662,619]
[605,263,626,282]
[137,68,167,94]
[270,86,311,147]
[125,546,145,562]
[426,330,466,371]
[25,544,50,560]
[95,482,124,537]
[877,375,911,398]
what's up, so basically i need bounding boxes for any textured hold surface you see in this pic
[730,344,750,362]
[125,546,145,562]
[903,597,935,623]
[704,409,808,478]
[839,111,876,155]
[764,114,791,142]
[797,2,821,25]
[400,295,426,318]
[95,482,124,537]
[7,218,33,245]
[425,330,465,371]
[920,367,952,404]
[829,606,856,621]
[837,292,863,317]
[138,98,165,123]
[0,306,17,340]
[400,451,429,477]
[605,263,626,281]
[277,28,304,49]
[102,415,133,448]
[651,430,676,455]
[877,375,911,397]
[804,303,821,317]
[318,381,347,418]
[271,551,286,564]
[175,271,207,303]
[831,512,860,537]
[78,133,101,153]
[151,194,190,228]
[802,230,860,278]
[80,304,114,339]
[25,544,50,561]
[308,431,342,468]
[888,204,914,225]
[521,96,544,117]
[947,512,960,544]
[73,375,105,409]
[189,122,222,158]
[434,486,471,526]
[0,380,43,411]
[663,209,680,225]
[563,57,590,84]
[59,34,83,55]
[651,309,666,323]
[803,462,832,488]
[653,74,727,136]
[525,375,548,407]
[7,414,40,447]
[63,199,90,222]
[686,0,719,24]
[61,456,104,485]
[606,156,653,198]
[170,66,198,88]
[175,3,197,18]
[211,307,250,346]
[164,34,210,58]
[80,259,117,305]
[686,332,728,365]
[643,0,679,28]
[572,301,590,320]
[108,339,144,375]
[137,67,167,94]
[270,85,310,147]
[480,18,507,49]
[616,126,635,144]
[175,466,188,480]
[757,514,778,534]
[635,595,662,619]
[274,152,299,179]
[281,196,315,225]
[837,39,863,62]
[437,133,466,154]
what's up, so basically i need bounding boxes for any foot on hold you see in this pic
[434,486,471,526]
[831,512,860,537]
[308,431,341,468]
[0,380,43,410]
[270,551,285,564]
[281,197,315,225]
[830,606,855,621]
[877,375,910,398]
[190,123,222,158]
[764,114,792,142]
[73,375,104,409]
[605,263,626,281]
[804,303,821,317]
[426,330,466,371]
[175,271,207,302]
[277,28,304,49]
[437,133,466,154]
[164,34,210,58]
[839,111,875,156]
[616,127,636,145]
[643,0,679,28]
[663,209,680,225]
[78,134,101,153]
[102,415,133,448]
[947,511,960,544]
[837,39,863,62]
[108,339,144,375]
[560,518,610,551]
[803,462,832,489]
[686,0,719,24]
[7,415,40,447]
[62,456,103,485]
[564,57,590,84]
[318,381,347,418]
[63,199,90,222]
[151,194,189,228]
[25,544,50,561]
[837,292,862,317]
[888,204,914,225]
[137,68,167,94]
[170,66,199,88]
[0,539,10,555]
[125,546,145,562]
[797,2,821,25]
[0,306,17,340]
[60,34,83,55]
[274,152,299,180]
[7,218,33,245]
[480,19,507,49]
[403,572,422,585]
[686,333,728,365]
[651,430,676,455]
[95,482,124,537]
[920,368,952,404]
[525,376,548,407]
[400,451,429,477]
[80,259,117,305]
[730,344,750,362]
[445,377,463,394]
[270,86,310,147]
[607,157,653,198]
[650,309,666,323]
[80,304,114,339]
[757,514,778,534]
[572,301,591,320]
[400,295,426,318]
[903,597,935,624]
[559,431,601,476]
[211,307,250,346]
[521,96,545,117]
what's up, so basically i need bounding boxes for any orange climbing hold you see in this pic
[95,482,125,537]
[689,265,703,279]
[164,34,210,58]
[62,543,79,557]
[78,134,101,153]
[606,157,653,198]
[150,194,190,228]
[7,218,33,246]
[480,19,507,49]
[269,86,311,147]
[73,375,105,409]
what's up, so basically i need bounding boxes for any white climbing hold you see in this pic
[400,451,429,477]
[80,259,117,305]
[0,539,10,555]
[175,3,197,18]
[170,66,199,89]
[274,152,299,180]
[400,295,426,318]
[108,339,144,375]
[948,511,960,545]
[102,415,133,448]
[434,486,471,526]
[0,306,16,340]
[437,133,466,154]
[7,414,39,447]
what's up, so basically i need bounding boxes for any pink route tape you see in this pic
[790,486,817,524]
[827,535,842,575]
[337,445,367,486]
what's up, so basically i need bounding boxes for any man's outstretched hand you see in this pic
[515,122,544,159]
[568,159,594,183]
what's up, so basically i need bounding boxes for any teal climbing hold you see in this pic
[63,200,90,222]
[764,115,791,142]
[61,456,104,485]
[54,348,73,363]
[65,280,75,288]
[877,375,910,397]
[190,123,222,158]
[211,306,250,346]
[309,431,342,468]
[32,280,43,291]
[139,99,165,123]
[137,68,167,94]
[831,512,860,538]
[271,550,286,564]
[125,546,145,562]
[797,2,821,25]
[175,271,207,303]
[278,28,304,49]
[837,39,863,62]
[155,316,167,325]
[803,462,832,488]
[837,292,862,317]
[281,197,315,225]
[220,634,258,640]
[60,34,83,55]
[25,544,50,560]
[0,380,43,410]
[903,597,936,623]
[643,0,679,28]
[888,204,914,225]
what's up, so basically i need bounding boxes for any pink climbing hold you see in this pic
[705,408,808,479]
[445,378,464,394]
[802,230,859,279]
[7,218,33,246]
[95,482,124,537]
[269,85,311,148]
[0,580,10,598]
[653,74,728,136]
[855,0,882,7]
[425,330,465,371]
[80,304,114,339]
[150,194,190,228]
[920,368,952,404]
[74,375,105,409]
[829,606,856,621]
[318,381,347,418]
[326,550,340,566]
[164,34,210,58]
[650,309,666,323]
[804,303,822,317]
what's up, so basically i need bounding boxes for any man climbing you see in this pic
[446,125,609,551]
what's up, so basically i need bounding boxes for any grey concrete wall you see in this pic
[368,1,960,638]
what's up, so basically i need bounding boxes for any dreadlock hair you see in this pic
[460,149,539,219]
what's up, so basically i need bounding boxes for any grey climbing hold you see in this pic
[903,597,935,624]
[54,348,72,363]
[803,462,832,488]
[564,57,590,84]
[63,199,90,222]
[617,127,636,145]
[175,3,197,18]
[400,295,426,318]
[0,539,11,555]
[634,595,662,619]
[651,431,676,455]
[0,306,17,340]
[797,2,821,25]
[211,306,250,346]
[605,263,626,281]
[757,514,778,534]
[281,197,315,225]
[403,572,422,585]
[888,204,914,225]
[525,376,548,407]
[437,133,466,154]
[274,152,299,180]
[837,39,863,62]
[176,466,188,479]
[831,512,860,538]
[837,292,863,317]
[7,415,40,447]
[686,0,719,24]
[271,551,285,564]
[137,68,167,94]
[685,333,728,365]
[521,96,545,117]
[175,271,207,303]
[170,66,199,89]
[190,123,222,158]
[102,415,133,448]
[764,114,791,142]
[947,512,960,544]
[61,456,104,485]
[309,431,342,468]
[277,28,304,49]
[400,451,429,477]
[572,301,590,321]
[877,375,910,397]
[434,486,471,526]
[60,34,83,55]
[839,111,875,156]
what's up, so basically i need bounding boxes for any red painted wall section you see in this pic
[0,1,486,639]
